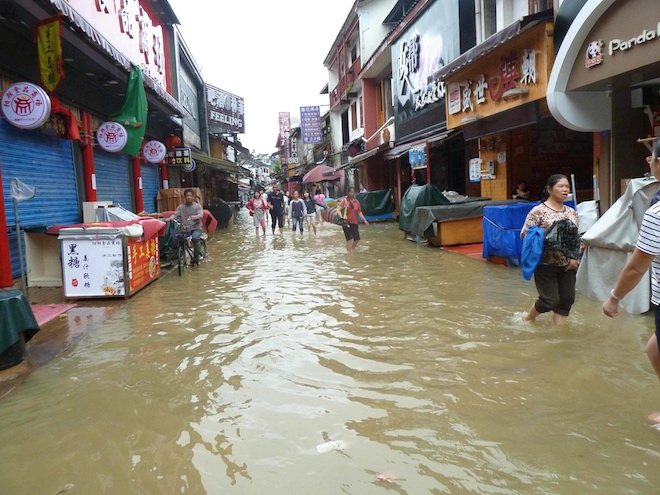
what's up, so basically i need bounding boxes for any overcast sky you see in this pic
[168,0,356,156]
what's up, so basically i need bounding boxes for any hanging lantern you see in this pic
[164,134,181,148]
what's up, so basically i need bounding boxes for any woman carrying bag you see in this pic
[520,174,580,326]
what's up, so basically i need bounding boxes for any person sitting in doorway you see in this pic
[512,180,531,200]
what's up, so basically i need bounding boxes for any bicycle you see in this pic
[170,221,208,276]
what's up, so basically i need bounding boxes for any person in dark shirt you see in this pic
[267,183,285,235]
[288,190,306,236]
[512,180,530,200]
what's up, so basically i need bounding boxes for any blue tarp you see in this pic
[482,201,576,263]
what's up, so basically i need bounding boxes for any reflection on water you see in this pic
[1,211,660,493]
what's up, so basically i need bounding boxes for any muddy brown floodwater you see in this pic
[1,210,660,494]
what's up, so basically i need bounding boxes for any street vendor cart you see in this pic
[57,218,165,299]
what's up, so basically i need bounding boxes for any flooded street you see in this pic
[1,211,660,494]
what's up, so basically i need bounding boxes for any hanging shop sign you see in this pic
[142,140,167,163]
[206,84,245,134]
[181,159,196,173]
[408,143,428,170]
[565,0,660,92]
[36,15,65,93]
[167,147,193,167]
[1,82,52,130]
[300,106,323,145]
[445,22,552,130]
[391,0,460,140]
[96,121,128,152]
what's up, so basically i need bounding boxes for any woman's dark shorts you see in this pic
[653,304,660,352]
[343,223,360,241]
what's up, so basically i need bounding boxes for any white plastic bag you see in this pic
[577,200,599,234]
[10,178,36,202]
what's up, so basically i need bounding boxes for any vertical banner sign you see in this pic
[279,112,291,164]
[36,16,65,93]
[300,106,323,145]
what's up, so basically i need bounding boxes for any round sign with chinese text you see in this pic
[182,159,196,173]
[143,140,167,163]
[97,122,128,152]
[1,82,51,130]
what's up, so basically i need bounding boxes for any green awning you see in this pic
[191,152,239,174]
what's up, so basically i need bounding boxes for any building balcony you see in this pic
[329,71,357,110]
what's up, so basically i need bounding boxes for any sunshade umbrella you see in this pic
[302,165,343,183]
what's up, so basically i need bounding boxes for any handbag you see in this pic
[337,200,349,226]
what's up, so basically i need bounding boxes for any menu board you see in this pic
[61,238,126,297]
[127,237,160,293]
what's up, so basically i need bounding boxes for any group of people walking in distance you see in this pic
[522,140,660,423]
[245,185,369,251]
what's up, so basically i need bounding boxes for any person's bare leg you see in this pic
[645,334,660,423]
[523,303,540,322]
[255,227,259,236]
[353,240,359,250]
[552,312,568,326]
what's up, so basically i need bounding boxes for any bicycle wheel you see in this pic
[177,242,186,275]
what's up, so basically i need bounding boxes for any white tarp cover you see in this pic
[576,177,660,314]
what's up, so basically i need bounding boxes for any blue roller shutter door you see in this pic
[141,162,159,213]
[0,120,78,278]
[94,150,132,211]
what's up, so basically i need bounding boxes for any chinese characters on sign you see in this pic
[61,238,125,297]
[167,147,192,166]
[300,106,323,145]
[398,34,420,96]
[1,83,52,130]
[96,121,128,152]
[448,48,538,116]
[127,237,159,292]
[65,0,166,87]
[143,140,167,163]
[206,84,245,134]
[36,16,64,93]
[279,112,298,165]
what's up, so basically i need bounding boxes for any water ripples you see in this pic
[1,211,660,493]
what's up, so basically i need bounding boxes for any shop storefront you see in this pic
[94,149,133,210]
[140,162,161,213]
[1,116,79,276]
[0,0,183,281]
[386,0,467,206]
[548,0,660,207]
[440,12,594,202]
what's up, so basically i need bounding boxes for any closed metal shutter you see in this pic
[94,149,132,211]
[0,120,78,278]
[141,162,159,213]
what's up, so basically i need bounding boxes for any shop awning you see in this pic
[191,152,239,174]
[302,165,343,183]
[220,138,251,156]
[384,129,455,160]
[348,147,380,165]
[431,9,554,82]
